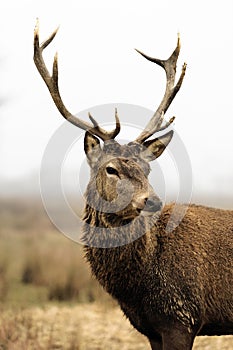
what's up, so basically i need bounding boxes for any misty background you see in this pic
[0,0,233,209]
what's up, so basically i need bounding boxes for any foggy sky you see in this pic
[0,0,233,204]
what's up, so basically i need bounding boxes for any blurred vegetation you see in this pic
[0,197,113,308]
[0,197,232,349]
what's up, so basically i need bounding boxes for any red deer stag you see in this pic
[34,20,233,350]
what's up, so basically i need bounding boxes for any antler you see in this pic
[135,35,187,143]
[33,19,120,141]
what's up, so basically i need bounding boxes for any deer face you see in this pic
[84,131,173,220]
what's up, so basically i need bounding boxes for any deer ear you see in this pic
[141,130,174,162]
[84,131,102,165]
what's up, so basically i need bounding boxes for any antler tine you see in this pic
[33,19,120,141]
[88,108,120,140]
[135,35,187,143]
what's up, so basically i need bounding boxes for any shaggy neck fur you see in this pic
[82,203,160,247]
[82,203,161,300]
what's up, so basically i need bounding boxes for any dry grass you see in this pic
[0,197,232,349]
[0,304,232,350]
[0,307,80,349]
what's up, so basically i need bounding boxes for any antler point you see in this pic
[34,18,39,37]
[54,26,60,35]
[135,48,143,56]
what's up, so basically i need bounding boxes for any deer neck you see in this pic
[82,203,160,300]
[81,203,159,248]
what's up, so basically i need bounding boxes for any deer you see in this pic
[34,20,233,350]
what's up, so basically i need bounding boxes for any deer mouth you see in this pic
[120,199,162,220]
[141,199,162,216]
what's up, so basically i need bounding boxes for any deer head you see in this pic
[34,20,186,222]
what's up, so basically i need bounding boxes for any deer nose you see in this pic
[144,197,162,212]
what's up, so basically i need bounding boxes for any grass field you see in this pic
[0,304,232,349]
[0,197,232,349]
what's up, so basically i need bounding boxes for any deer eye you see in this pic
[106,166,119,176]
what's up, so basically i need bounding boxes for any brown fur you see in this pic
[82,139,233,350]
